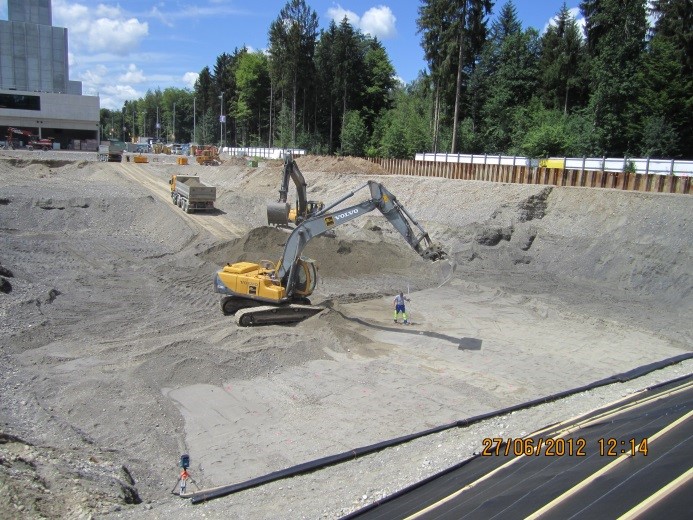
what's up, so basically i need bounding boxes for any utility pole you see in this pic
[173,102,176,143]
[219,92,224,150]
[193,97,196,145]
[156,106,160,141]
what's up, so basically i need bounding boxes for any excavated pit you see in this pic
[0,153,691,519]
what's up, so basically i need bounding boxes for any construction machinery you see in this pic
[267,153,324,227]
[169,175,216,213]
[195,145,221,166]
[98,141,125,162]
[28,136,55,150]
[4,127,53,150]
[214,180,446,326]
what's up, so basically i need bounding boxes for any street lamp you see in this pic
[173,102,176,143]
[219,92,224,150]
[156,106,160,141]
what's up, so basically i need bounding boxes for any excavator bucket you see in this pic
[422,243,447,261]
[267,202,291,226]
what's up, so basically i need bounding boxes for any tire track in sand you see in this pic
[115,162,244,241]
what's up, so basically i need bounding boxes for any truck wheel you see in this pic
[185,202,192,214]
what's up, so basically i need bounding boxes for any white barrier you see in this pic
[415,153,533,167]
[414,153,693,176]
[223,147,306,159]
[557,157,693,176]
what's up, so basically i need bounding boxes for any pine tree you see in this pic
[268,0,319,146]
[539,3,588,114]
[417,0,492,153]
[645,0,693,157]
[580,0,648,155]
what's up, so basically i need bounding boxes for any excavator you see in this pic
[266,153,325,227]
[4,127,53,150]
[214,180,446,326]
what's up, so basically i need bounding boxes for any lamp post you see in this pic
[193,97,196,145]
[156,106,160,141]
[173,102,176,143]
[219,92,224,150]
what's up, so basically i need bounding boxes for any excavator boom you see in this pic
[215,179,445,326]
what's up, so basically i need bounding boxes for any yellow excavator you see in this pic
[214,180,446,326]
[266,153,324,227]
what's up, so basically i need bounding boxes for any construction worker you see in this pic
[393,291,410,324]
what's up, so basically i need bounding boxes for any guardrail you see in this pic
[414,153,693,177]
[223,147,306,159]
[369,157,691,195]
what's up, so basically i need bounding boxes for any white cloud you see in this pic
[98,83,142,110]
[148,6,174,28]
[119,64,146,84]
[95,4,122,19]
[360,6,397,39]
[327,5,360,26]
[53,1,148,55]
[183,72,199,89]
[79,64,110,90]
[327,4,397,40]
[88,18,149,55]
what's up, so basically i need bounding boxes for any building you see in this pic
[0,0,99,149]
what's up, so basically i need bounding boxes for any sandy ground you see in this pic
[0,150,691,519]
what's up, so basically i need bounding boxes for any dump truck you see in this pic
[98,141,125,162]
[169,175,216,213]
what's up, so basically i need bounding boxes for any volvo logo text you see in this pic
[334,208,359,220]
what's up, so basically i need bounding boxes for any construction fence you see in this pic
[414,153,693,176]
[368,157,692,195]
[223,147,306,160]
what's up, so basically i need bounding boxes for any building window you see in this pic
[0,93,41,110]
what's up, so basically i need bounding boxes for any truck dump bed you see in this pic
[175,176,216,202]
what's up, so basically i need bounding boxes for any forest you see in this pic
[99,0,692,160]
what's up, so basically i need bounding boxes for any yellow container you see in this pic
[134,155,148,163]
[177,157,188,165]
[540,158,565,169]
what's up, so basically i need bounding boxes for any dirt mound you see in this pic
[199,225,429,278]
[0,432,140,518]
[295,155,388,175]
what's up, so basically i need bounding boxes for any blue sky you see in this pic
[1,1,582,109]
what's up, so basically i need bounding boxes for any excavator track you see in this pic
[234,304,324,327]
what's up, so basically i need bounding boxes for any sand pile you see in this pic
[295,155,388,176]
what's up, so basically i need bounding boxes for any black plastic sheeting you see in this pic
[188,352,692,504]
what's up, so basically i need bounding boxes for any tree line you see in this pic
[100,0,692,160]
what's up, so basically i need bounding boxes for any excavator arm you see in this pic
[267,154,324,226]
[277,180,444,296]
